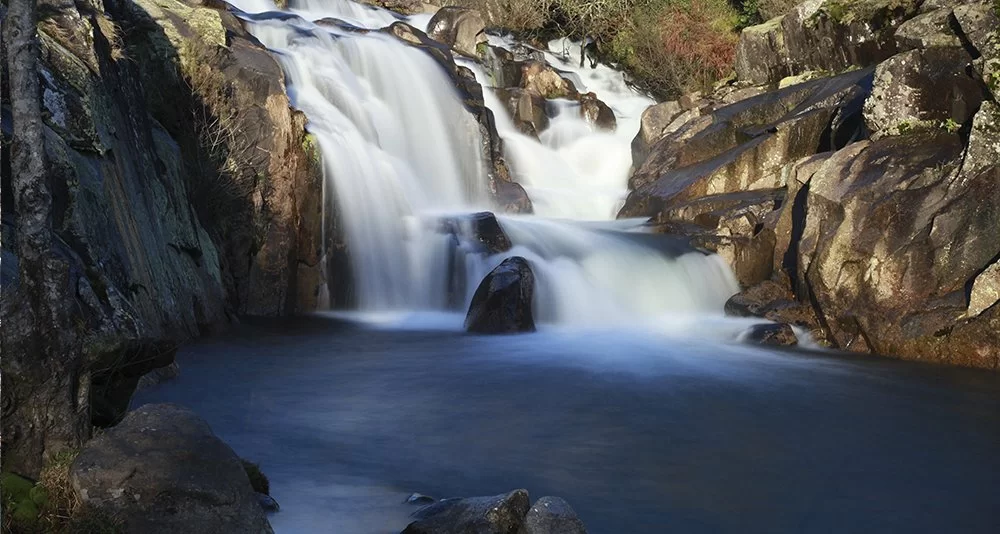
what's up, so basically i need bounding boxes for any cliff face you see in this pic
[1,0,331,470]
[624,0,1000,369]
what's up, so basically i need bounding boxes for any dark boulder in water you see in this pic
[465,257,535,334]
[402,489,530,534]
[743,323,799,347]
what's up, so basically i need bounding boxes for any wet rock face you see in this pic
[403,489,530,534]
[495,87,549,136]
[71,404,273,534]
[427,6,487,58]
[464,257,536,334]
[441,211,512,254]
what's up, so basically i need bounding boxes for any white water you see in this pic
[228,0,741,327]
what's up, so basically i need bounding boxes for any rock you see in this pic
[442,211,513,254]
[657,189,785,287]
[427,6,486,58]
[968,260,1000,317]
[622,68,872,219]
[406,493,437,505]
[483,44,546,89]
[787,131,1000,366]
[135,361,181,391]
[743,323,799,346]
[519,61,576,99]
[494,87,549,136]
[403,489,530,534]
[464,257,536,334]
[735,16,790,85]
[893,8,963,51]
[519,496,588,534]
[70,404,273,533]
[952,3,1000,58]
[357,0,429,15]
[736,0,923,86]
[578,92,616,130]
[725,280,822,334]
[963,101,1000,178]
[863,47,984,139]
[257,492,281,512]
[632,100,684,162]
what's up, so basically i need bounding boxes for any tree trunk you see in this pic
[2,0,89,477]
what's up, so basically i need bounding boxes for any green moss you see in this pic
[241,460,270,495]
[941,118,961,134]
[302,132,322,169]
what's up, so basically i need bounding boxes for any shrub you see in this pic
[607,0,740,99]
[757,0,800,20]
[241,460,270,495]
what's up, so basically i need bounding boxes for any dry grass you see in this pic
[2,451,122,534]
[179,40,270,230]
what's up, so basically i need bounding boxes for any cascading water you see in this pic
[229,0,740,327]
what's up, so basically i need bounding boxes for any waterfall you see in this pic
[229,0,740,325]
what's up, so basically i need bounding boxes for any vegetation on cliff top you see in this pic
[453,0,799,99]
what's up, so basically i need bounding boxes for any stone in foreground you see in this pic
[402,489,530,534]
[71,404,273,534]
[465,257,536,334]
[521,496,588,534]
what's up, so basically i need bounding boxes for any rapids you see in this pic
[228,0,740,323]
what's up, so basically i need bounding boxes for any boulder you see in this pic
[743,323,799,346]
[735,16,790,85]
[357,0,431,15]
[520,496,588,534]
[494,87,549,136]
[518,61,576,99]
[70,404,273,533]
[483,44,546,88]
[464,257,536,334]
[632,100,684,163]
[963,100,1000,178]
[785,130,1000,366]
[967,261,1000,318]
[656,189,785,287]
[621,68,872,219]
[725,280,822,337]
[578,92,616,130]
[735,0,922,86]
[403,489,530,534]
[893,8,963,51]
[863,47,984,139]
[442,211,513,254]
[427,6,486,58]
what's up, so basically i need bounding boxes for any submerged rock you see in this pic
[71,404,273,533]
[464,257,536,334]
[403,489,530,534]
